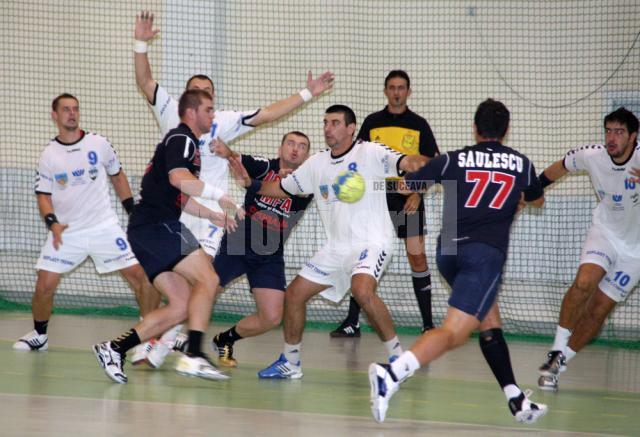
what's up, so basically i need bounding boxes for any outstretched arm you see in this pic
[539,159,568,188]
[399,155,431,173]
[134,11,160,102]
[249,71,334,126]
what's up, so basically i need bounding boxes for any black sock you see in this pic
[216,326,242,345]
[479,328,517,389]
[344,297,361,325]
[34,320,49,335]
[187,330,204,356]
[111,328,141,354]
[412,269,433,329]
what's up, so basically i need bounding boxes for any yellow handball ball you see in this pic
[332,170,366,203]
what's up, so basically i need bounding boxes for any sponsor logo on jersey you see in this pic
[319,184,329,199]
[89,166,98,180]
[72,169,85,177]
[611,193,624,211]
[67,148,81,153]
[612,194,623,202]
[585,250,613,266]
[358,249,369,260]
[54,172,68,187]
[611,166,625,171]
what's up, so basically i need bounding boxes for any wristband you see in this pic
[201,183,225,201]
[44,213,58,230]
[134,40,148,54]
[299,88,313,102]
[247,179,262,193]
[539,172,553,189]
[121,197,135,215]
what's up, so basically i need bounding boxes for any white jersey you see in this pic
[150,84,259,212]
[280,140,405,247]
[35,131,121,231]
[563,143,640,253]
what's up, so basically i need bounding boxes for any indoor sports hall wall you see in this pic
[1,0,639,341]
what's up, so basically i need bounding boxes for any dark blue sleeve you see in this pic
[165,135,197,173]
[522,160,544,201]
[241,154,271,179]
[404,153,448,192]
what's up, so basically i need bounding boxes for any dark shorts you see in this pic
[386,189,426,239]
[127,220,200,282]
[436,241,506,321]
[213,236,286,291]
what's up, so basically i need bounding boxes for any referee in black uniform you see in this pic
[331,70,439,337]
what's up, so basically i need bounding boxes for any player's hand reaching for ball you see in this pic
[51,223,69,250]
[135,11,160,42]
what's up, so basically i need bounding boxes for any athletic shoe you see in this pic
[13,330,48,351]
[538,374,559,391]
[538,350,567,376]
[173,332,189,352]
[257,354,303,379]
[175,353,230,381]
[93,342,127,384]
[146,339,171,369]
[329,321,361,338]
[212,335,237,367]
[130,340,153,365]
[508,389,548,424]
[368,363,400,423]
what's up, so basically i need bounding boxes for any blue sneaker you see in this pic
[258,354,303,379]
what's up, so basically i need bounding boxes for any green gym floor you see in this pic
[1,313,639,436]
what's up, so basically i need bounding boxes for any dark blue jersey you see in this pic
[406,141,543,253]
[130,123,201,227]
[224,155,313,256]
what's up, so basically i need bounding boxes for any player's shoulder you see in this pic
[566,143,605,156]
[358,139,400,154]
[82,131,112,146]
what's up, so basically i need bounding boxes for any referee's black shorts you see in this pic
[128,220,200,282]
[386,186,426,239]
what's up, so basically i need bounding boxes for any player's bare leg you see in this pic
[120,264,161,317]
[558,263,606,328]
[351,274,396,341]
[31,270,61,322]
[567,289,616,353]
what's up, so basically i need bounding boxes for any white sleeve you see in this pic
[563,144,594,173]
[150,84,180,137]
[35,151,53,194]
[214,109,260,143]
[367,142,406,178]
[280,156,316,196]
[101,137,122,176]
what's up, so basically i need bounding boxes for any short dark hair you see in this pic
[384,70,410,89]
[178,89,212,118]
[51,93,78,111]
[185,74,215,92]
[474,98,510,139]
[281,131,310,150]
[325,104,356,126]
[604,107,639,135]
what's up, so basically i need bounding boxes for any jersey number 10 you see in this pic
[464,170,515,209]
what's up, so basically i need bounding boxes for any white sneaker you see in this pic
[173,332,189,352]
[175,354,230,381]
[93,342,127,384]
[368,363,400,423]
[130,341,153,365]
[13,330,48,351]
[509,389,548,424]
[146,340,171,369]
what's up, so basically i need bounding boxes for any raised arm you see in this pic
[134,11,160,102]
[249,71,334,126]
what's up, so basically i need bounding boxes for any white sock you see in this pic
[565,346,577,362]
[383,336,403,360]
[390,351,420,381]
[284,342,301,365]
[160,324,183,345]
[552,326,572,354]
[503,384,522,400]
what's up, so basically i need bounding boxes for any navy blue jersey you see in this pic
[405,141,543,253]
[130,123,201,227]
[224,155,313,256]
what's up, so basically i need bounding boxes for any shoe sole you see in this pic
[176,368,230,381]
[92,345,127,384]
[12,344,49,351]
[329,332,361,338]
[368,363,387,423]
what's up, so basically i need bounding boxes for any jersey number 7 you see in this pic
[464,170,515,209]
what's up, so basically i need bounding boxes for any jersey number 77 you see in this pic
[464,170,515,209]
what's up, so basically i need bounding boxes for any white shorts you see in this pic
[180,213,225,257]
[299,243,393,303]
[36,224,138,274]
[580,225,640,302]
